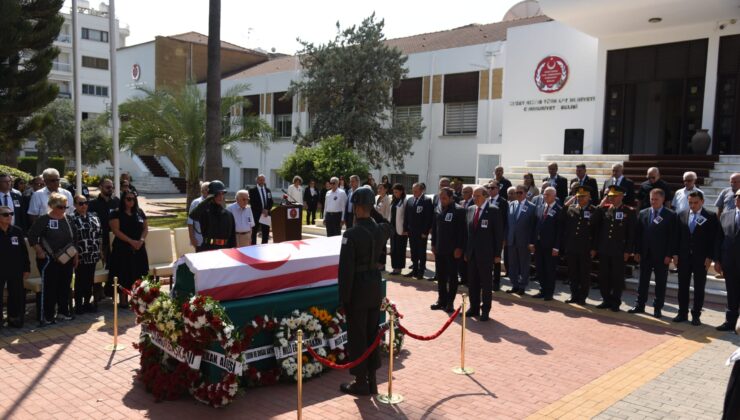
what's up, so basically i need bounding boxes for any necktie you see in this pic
[260,187,266,207]
[689,212,697,234]
[473,206,481,229]
[516,202,521,220]
[2,193,7,207]
[650,209,655,224]
[542,204,548,221]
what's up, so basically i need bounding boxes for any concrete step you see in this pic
[625,275,726,305]
[524,160,619,169]
[718,155,740,164]
[540,154,629,162]
[135,177,180,194]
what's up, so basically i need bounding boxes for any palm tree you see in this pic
[204,0,222,181]
[119,83,272,206]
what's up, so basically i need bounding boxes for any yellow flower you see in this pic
[327,354,336,363]
[302,355,309,364]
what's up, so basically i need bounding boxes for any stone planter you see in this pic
[691,129,711,155]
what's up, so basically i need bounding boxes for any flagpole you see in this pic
[72,0,82,195]
[108,0,120,197]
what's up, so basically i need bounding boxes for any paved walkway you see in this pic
[0,272,735,419]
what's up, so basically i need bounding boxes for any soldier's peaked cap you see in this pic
[575,186,592,197]
[607,185,626,196]
[351,186,375,205]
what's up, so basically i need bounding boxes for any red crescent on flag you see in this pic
[219,240,311,270]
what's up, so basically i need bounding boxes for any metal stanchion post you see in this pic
[453,293,473,375]
[105,276,125,351]
[377,312,403,404]
[297,329,303,420]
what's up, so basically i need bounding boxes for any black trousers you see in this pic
[346,305,381,378]
[468,254,494,316]
[535,244,558,298]
[408,234,427,276]
[324,212,342,237]
[636,257,668,309]
[0,272,25,325]
[677,257,707,316]
[345,214,355,230]
[38,258,73,321]
[598,254,625,309]
[435,252,458,306]
[250,223,270,244]
[723,255,740,326]
[724,361,740,420]
[459,259,468,285]
[75,262,96,309]
[493,262,501,289]
[390,233,407,270]
[567,251,591,302]
[306,205,317,225]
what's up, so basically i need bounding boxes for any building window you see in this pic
[241,168,258,189]
[394,106,422,124]
[82,55,109,70]
[270,170,289,190]
[274,114,292,138]
[477,154,500,180]
[273,91,293,138]
[222,168,230,188]
[81,28,109,43]
[82,84,108,97]
[443,72,479,135]
[243,94,260,116]
[390,174,419,193]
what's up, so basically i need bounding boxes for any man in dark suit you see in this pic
[403,182,433,279]
[601,163,635,206]
[593,185,636,312]
[487,181,508,291]
[532,187,562,300]
[0,173,26,231]
[431,187,466,312]
[494,166,512,194]
[343,175,360,229]
[248,174,274,244]
[464,186,503,321]
[637,167,674,210]
[562,186,597,304]
[506,185,537,294]
[630,188,676,318]
[458,185,475,285]
[543,162,568,204]
[715,190,740,332]
[672,190,717,326]
[570,164,599,205]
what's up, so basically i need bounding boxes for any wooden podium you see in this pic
[271,204,302,242]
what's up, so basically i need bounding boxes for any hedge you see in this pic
[0,165,33,182]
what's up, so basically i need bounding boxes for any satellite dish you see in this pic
[503,0,543,21]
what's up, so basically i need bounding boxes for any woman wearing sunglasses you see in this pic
[0,205,30,328]
[27,192,79,326]
[109,192,149,307]
[71,195,102,314]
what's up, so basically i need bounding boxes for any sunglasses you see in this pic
[0,212,13,217]
[76,201,88,206]
[54,205,68,210]
[47,178,60,182]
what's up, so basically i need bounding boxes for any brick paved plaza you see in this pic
[0,274,736,419]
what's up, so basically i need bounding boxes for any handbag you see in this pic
[43,216,78,264]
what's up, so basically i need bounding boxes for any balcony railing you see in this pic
[57,92,72,99]
[56,34,72,43]
[52,61,71,72]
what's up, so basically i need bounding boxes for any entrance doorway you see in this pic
[713,34,740,155]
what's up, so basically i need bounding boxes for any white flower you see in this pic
[305,364,315,376]
[279,338,288,347]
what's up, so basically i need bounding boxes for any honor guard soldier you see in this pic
[189,180,236,252]
[562,186,596,304]
[338,186,392,395]
[592,185,635,312]
[431,187,466,313]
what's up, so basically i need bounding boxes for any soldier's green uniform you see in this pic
[189,181,236,252]
[592,186,635,311]
[562,187,597,304]
[338,186,392,396]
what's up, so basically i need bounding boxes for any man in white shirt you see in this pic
[672,171,703,214]
[188,181,210,251]
[27,168,74,223]
[324,177,348,237]
[226,190,255,248]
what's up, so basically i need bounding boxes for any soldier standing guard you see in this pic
[189,180,236,252]
[562,186,596,304]
[338,186,392,396]
[592,185,635,312]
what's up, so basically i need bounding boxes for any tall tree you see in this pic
[0,0,64,165]
[279,135,370,186]
[289,14,423,170]
[204,0,223,181]
[119,84,272,206]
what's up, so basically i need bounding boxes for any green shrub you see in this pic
[17,157,37,175]
[66,170,103,187]
[0,165,33,182]
[47,157,66,175]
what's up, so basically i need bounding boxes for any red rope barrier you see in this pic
[305,327,387,370]
[118,285,133,296]
[397,306,462,341]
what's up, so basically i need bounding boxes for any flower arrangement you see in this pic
[275,309,326,382]
[191,373,239,408]
[129,278,162,323]
[380,297,405,356]
[134,335,200,402]
[310,306,348,365]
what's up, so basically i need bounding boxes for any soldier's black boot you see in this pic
[627,305,645,314]
[368,371,378,394]
[340,376,370,395]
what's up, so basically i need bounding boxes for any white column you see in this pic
[72,0,82,194]
[701,34,720,153]
[109,0,120,196]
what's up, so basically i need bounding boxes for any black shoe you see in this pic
[691,316,701,326]
[653,308,662,319]
[610,306,620,312]
[340,380,370,396]
[543,296,553,301]
[596,302,610,309]
[445,303,454,313]
[479,314,490,321]
[565,298,577,303]
[627,306,645,314]
[464,310,478,318]
[430,302,445,311]
[402,272,414,278]
[672,314,688,323]
[532,293,545,299]
[717,322,735,332]
[514,289,525,296]
[577,299,587,305]
[414,275,424,280]
[505,288,516,294]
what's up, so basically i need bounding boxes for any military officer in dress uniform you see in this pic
[431,187,466,313]
[189,180,236,252]
[338,186,392,396]
[562,186,597,304]
[592,185,635,312]
[464,186,503,321]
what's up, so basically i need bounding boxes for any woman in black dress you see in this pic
[109,191,149,306]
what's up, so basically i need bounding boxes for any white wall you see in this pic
[116,42,155,104]
[500,21,599,168]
